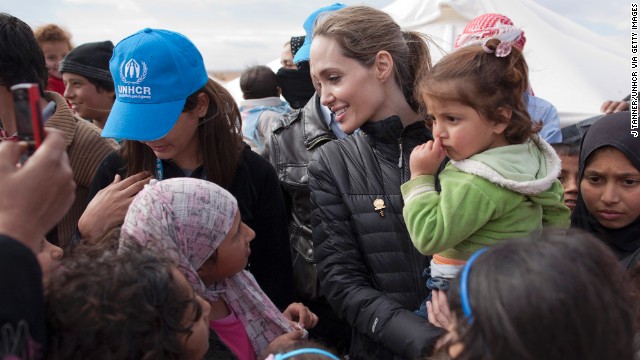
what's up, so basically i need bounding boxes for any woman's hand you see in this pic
[426,290,453,330]
[77,171,152,242]
[282,302,319,329]
[409,137,446,179]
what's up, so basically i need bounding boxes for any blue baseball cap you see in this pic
[293,3,346,65]
[102,28,208,141]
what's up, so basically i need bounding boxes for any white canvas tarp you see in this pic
[225,0,629,126]
[383,0,629,125]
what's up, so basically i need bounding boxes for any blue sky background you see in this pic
[3,0,630,71]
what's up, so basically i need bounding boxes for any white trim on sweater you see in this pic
[449,136,561,196]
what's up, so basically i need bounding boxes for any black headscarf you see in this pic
[275,36,315,109]
[276,62,315,110]
[572,111,640,260]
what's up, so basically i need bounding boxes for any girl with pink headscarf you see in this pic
[119,178,317,360]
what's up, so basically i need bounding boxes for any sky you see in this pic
[2,0,630,71]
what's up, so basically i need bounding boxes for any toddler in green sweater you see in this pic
[401,36,570,319]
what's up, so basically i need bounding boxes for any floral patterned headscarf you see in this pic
[119,178,294,356]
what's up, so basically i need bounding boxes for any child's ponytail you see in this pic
[482,38,538,143]
[421,37,540,144]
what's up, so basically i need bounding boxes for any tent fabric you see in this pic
[225,0,628,126]
[382,0,628,126]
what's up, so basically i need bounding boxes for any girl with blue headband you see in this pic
[429,230,634,359]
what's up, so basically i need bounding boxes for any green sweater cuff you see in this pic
[401,175,436,201]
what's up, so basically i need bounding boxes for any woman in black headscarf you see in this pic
[572,111,640,267]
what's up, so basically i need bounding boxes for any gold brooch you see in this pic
[373,198,386,217]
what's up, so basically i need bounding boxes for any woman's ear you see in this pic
[196,92,210,118]
[374,50,394,82]
[492,106,512,134]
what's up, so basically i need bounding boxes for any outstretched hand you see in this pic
[409,136,446,179]
[600,100,629,114]
[77,171,152,243]
[282,302,319,330]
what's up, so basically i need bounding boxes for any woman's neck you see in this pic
[373,83,420,127]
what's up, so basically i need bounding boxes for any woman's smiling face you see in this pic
[310,35,387,134]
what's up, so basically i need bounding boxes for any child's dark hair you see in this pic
[240,65,280,99]
[45,247,202,360]
[0,13,48,95]
[264,339,339,360]
[87,76,115,94]
[433,229,634,360]
[551,142,580,158]
[421,38,539,144]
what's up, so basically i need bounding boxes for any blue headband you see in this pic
[270,348,340,360]
[460,247,488,323]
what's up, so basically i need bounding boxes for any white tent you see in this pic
[226,0,628,126]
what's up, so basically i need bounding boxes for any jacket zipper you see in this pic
[397,138,403,168]
[307,135,335,150]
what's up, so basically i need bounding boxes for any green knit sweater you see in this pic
[401,137,570,260]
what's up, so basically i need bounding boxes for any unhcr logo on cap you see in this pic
[120,59,147,84]
[118,59,151,99]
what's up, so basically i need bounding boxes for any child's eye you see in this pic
[622,178,640,187]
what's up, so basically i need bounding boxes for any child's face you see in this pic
[280,43,296,70]
[558,154,579,213]
[581,147,640,229]
[425,97,509,161]
[63,72,115,125]
[41,41,70,80]
[173,268,211,360]
[198,210,255,285]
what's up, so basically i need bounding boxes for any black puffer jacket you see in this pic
[309,116,443,360]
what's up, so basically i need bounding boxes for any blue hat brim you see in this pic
[102,97,186,141]
[293,43,311,65]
